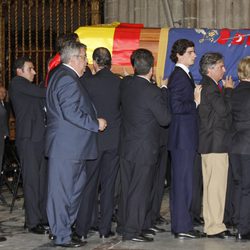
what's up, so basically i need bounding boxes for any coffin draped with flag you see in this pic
[75,24,250,83]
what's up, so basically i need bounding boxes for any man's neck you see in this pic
[63,63,80,77]
[137,75,151,82]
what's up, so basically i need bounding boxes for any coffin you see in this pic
[76,24,250,84]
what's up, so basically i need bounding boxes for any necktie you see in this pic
[188,71,194,81]
[188,72,195,88]
[217,83,222,92]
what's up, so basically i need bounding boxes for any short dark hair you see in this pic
[170,39,195,63]
[56,33,80,52]
[13,56,33,75]
[199,52,223,75]
[92,47,111,69]
[130,48,154,75]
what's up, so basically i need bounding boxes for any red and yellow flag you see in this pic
[75,22,143,65]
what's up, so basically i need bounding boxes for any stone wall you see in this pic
[104,0,250,29]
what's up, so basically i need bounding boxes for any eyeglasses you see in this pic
[74,54,87,60]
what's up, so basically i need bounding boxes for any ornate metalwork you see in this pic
[1,0,102,86]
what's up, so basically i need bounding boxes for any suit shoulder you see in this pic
[146,82,161,92]
[10,76,28,86]
[170,67,186,77]
[121,75,133,86]
[52,65,78,81]
[168,67,188,85]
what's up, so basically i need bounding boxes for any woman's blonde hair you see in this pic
[238,56,250,80]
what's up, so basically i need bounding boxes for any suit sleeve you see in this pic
[57,75,99,132]
[146,85,171,126]
[169,75,196,114]
[206,85,232,117]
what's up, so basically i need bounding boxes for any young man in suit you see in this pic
[198,52,234,239]
[167,39,202,239]
[74,47,121,240]
[118,48,171,242]
[45,41,107,248]
[9,56,48,235]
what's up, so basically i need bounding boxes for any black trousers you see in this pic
[230,153,250,234]
[223,159,234,226]
[16,138,48,228]
[118,158,155,239]
[75,148,119,236]
[145,145,169,228]
[191,153,203,222]
[0,136,4,170]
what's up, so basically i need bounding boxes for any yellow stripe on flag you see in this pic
[156,27,170,86]
[75,26,117,64]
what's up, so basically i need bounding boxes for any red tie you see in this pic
[217,84,222,92]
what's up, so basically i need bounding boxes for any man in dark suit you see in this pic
[144,80,170,230]
[9,56,48,235]
[0,85,9,171]
[45,41,107,248]
[74,47,121,240]
[167,39,202,239]
[118,48,171,242]
[198,52,234,239]
[0,85,8,242]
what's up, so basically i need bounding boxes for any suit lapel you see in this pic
[175,66,195,89]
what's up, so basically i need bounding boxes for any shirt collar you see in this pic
[63,63,80,77]
[137,75,151,83]
[176,63,190,75]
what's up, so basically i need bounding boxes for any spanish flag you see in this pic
[75,23,169,84]
[75,22,143,66]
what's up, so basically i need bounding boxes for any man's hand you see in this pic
[123,67,129,77]
[222,76,234,89]
[159,77,168,87]
[194,84,202,106]
[97,118,107,131]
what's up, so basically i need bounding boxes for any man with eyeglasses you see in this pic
[45,41,107,248]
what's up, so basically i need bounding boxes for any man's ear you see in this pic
[16,68,22,75]
[149,67,153,76]
[93,60,99,73]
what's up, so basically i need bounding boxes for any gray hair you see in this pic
[199,52,223,76]
[60,41,86,64]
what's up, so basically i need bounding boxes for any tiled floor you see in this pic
[0,187,249,250]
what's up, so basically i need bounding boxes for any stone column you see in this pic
[0,2,4,85]
[184,0,197,28]
[91,0,101,25]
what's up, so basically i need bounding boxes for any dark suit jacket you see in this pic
[0,102,9,165]
[9,76,46,143]
[231,81,250,154]
[45,64,99,160]
[0,103,9,138]
[120,75,171,165]
[167,66,198,151]
[80,67,121,151]
[198,75,232,154]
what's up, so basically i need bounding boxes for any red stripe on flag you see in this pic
[117,23,144,29]
[112,24,143,66]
